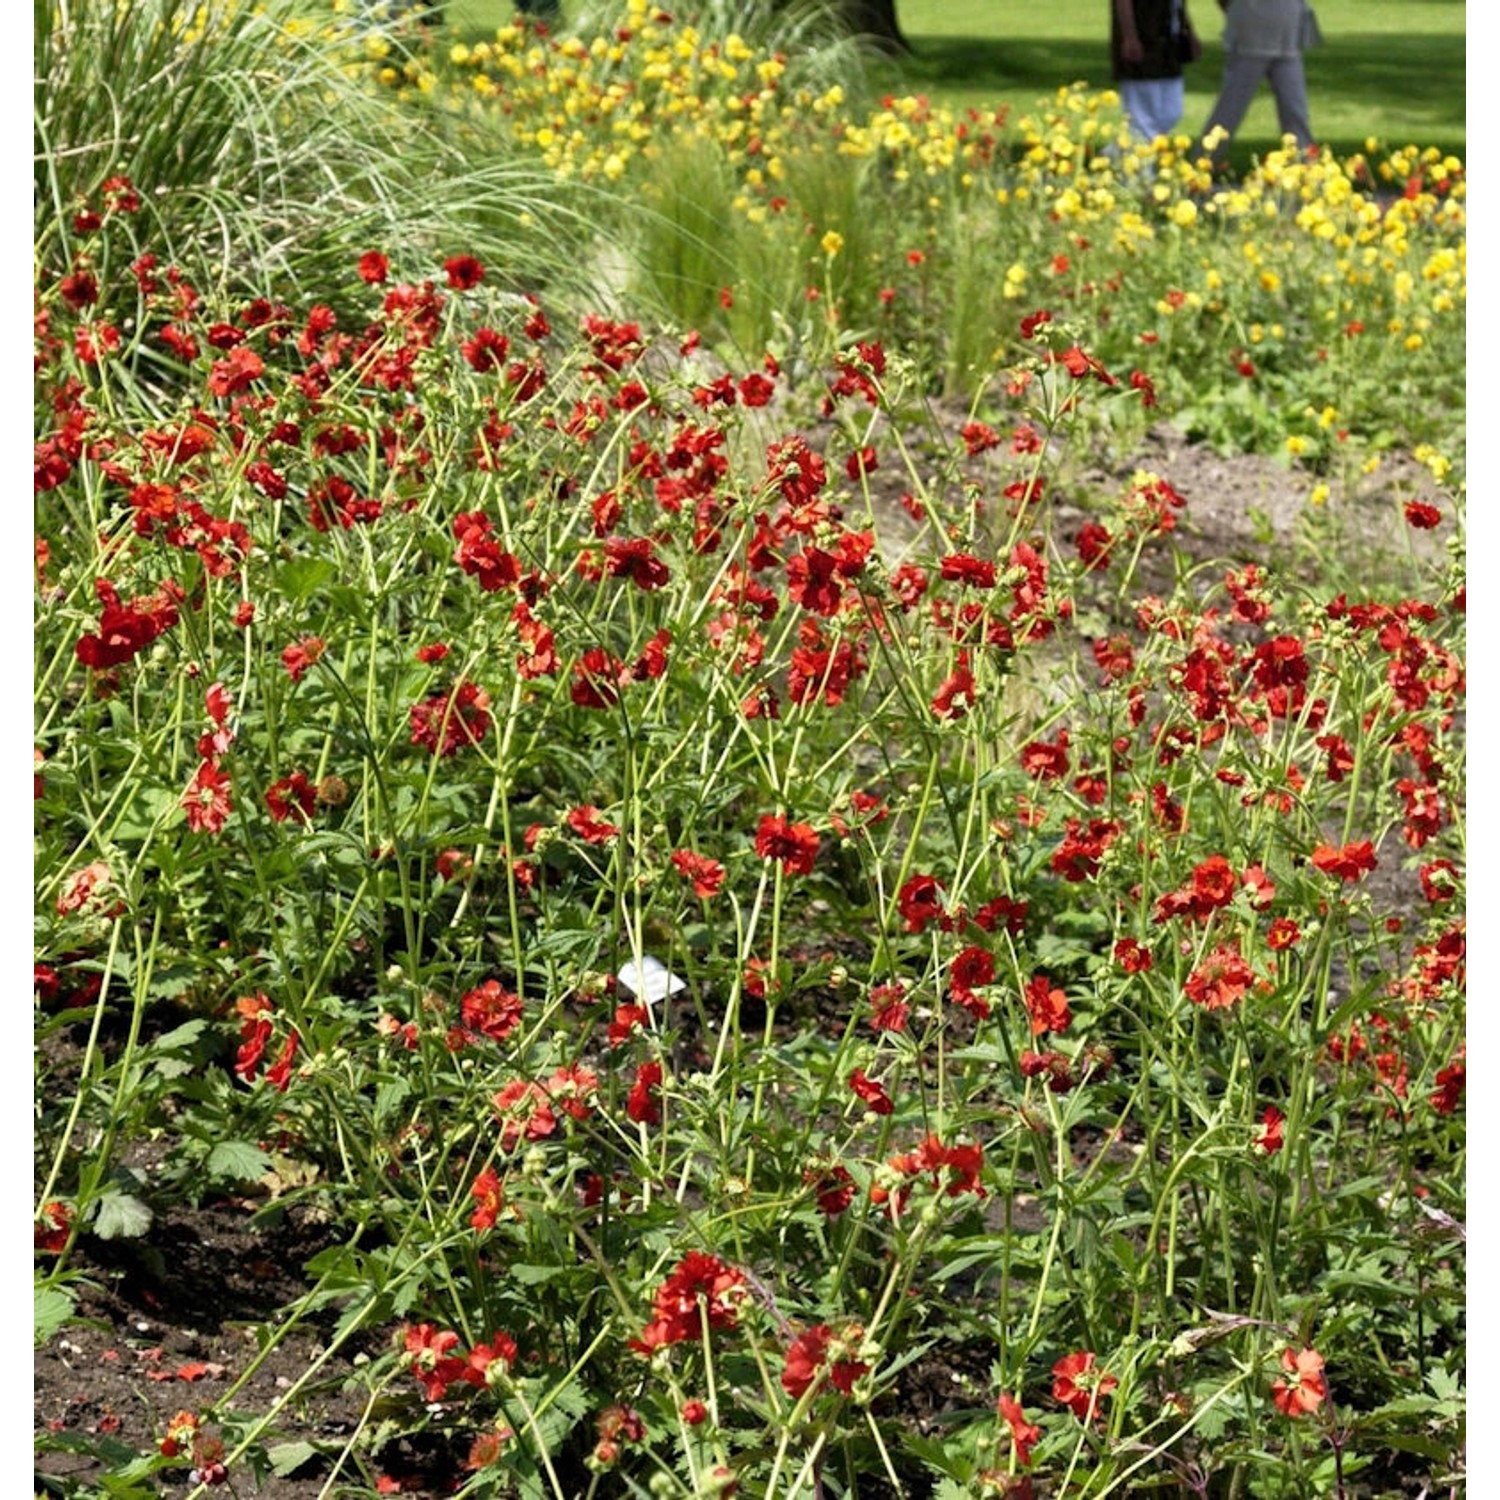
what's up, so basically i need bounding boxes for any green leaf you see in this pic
[267,1440,320,1477]
[92,1192,153,1240]
[279,557,338,600]
[509,1263,578,1286]
[152,1019,208,1052]
[900,1432,971,1482]
[207,1140,274,1183]
[35,1284,75,1346]
[374,1077,412,1131]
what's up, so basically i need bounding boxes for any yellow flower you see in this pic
[820,230,844,256]
[1285,436,1309,456]
[1309,482,1330,507]
[1169,199,1197,228]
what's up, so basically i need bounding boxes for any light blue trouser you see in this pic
[1203,51,1313,153]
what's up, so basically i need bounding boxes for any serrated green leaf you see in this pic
[152,1019,208,1052]
[35,1284,75,1345]
[207,1140,274,1182]
[279,557,337,600]
[510,1263,576,1286]
[92,1192,152,1241]
[267,1440,320,1477]
[374,1077,412,1131]
[900,1432,970,1482]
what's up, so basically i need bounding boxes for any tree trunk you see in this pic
[838,0,908,53]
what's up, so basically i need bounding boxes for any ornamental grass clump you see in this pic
[36,0,587,317]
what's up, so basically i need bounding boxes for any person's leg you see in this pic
[1201,52,1269,156]
[1265,53,1313,149]
[1121,78,1184,143]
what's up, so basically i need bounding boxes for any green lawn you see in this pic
[443,0,1465,164]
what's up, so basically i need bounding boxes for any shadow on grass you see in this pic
[875,31,1465,164]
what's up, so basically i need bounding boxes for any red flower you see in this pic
[931,650,977,720]
[940,552,997,590]
[453,511,521,592]
[1270,1347,1327,1417]
[207,346,264,397]
[265,1030,299,1092]
[781,1324,870,1399]
[632,1252,747,1353]
[950,946,994,1019]
[1052,1350,1117,1421]
[1184,943,1261,1011]
[543,1064,598,1121]
[159,1408,199,1459]
[607,1002,649,1046]
[1404,501,1441,529]
[631,629,671,681]
[1311,840,1378,880]
[786,546,846,616]
[803,1163,856,1216]
[868,981,910,1033]
[492,1079,558,1151]
[571,647,627,709]
[1253,1104,1285,1154]
[281,636,325,683]
[1430,1049,1465,1114]
[1419,859,1459,903]
[410,681,491,757]
[897,873,946,933]
[1050,817,1119,881]
[1113,938,1153,973]
[443,255,485,290]
[604,534,670,590]
[627,1060,664,1124]
[755,814,820,876]
[961,420,1000,454]
[266,772,316,824]
[357,250,389,284]
[848,1068,893,1115]
[1266,917,1301,950]
[182,760,233,834]
[461,980,523,1043]
[671,849,726,899]
[404,1324,469,1402]
[1076,520,1115,569]
[34,1200,72,1254]
[464,1333,518,1394]
[566,805,620,844]
[233,994,274,1083]
[75,579,180,669]
[998,1392,1041,1467]
[469,1166,505,1230]
[1019,731,1070,780]
[1056,344,1116,385]
[1022,974,1071,1035]
[462,326,510,372]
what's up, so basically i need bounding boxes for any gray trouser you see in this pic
[1203,51,1313,153]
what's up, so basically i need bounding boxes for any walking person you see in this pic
[1201,0,1316,160]
[1112,0,1202,143]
